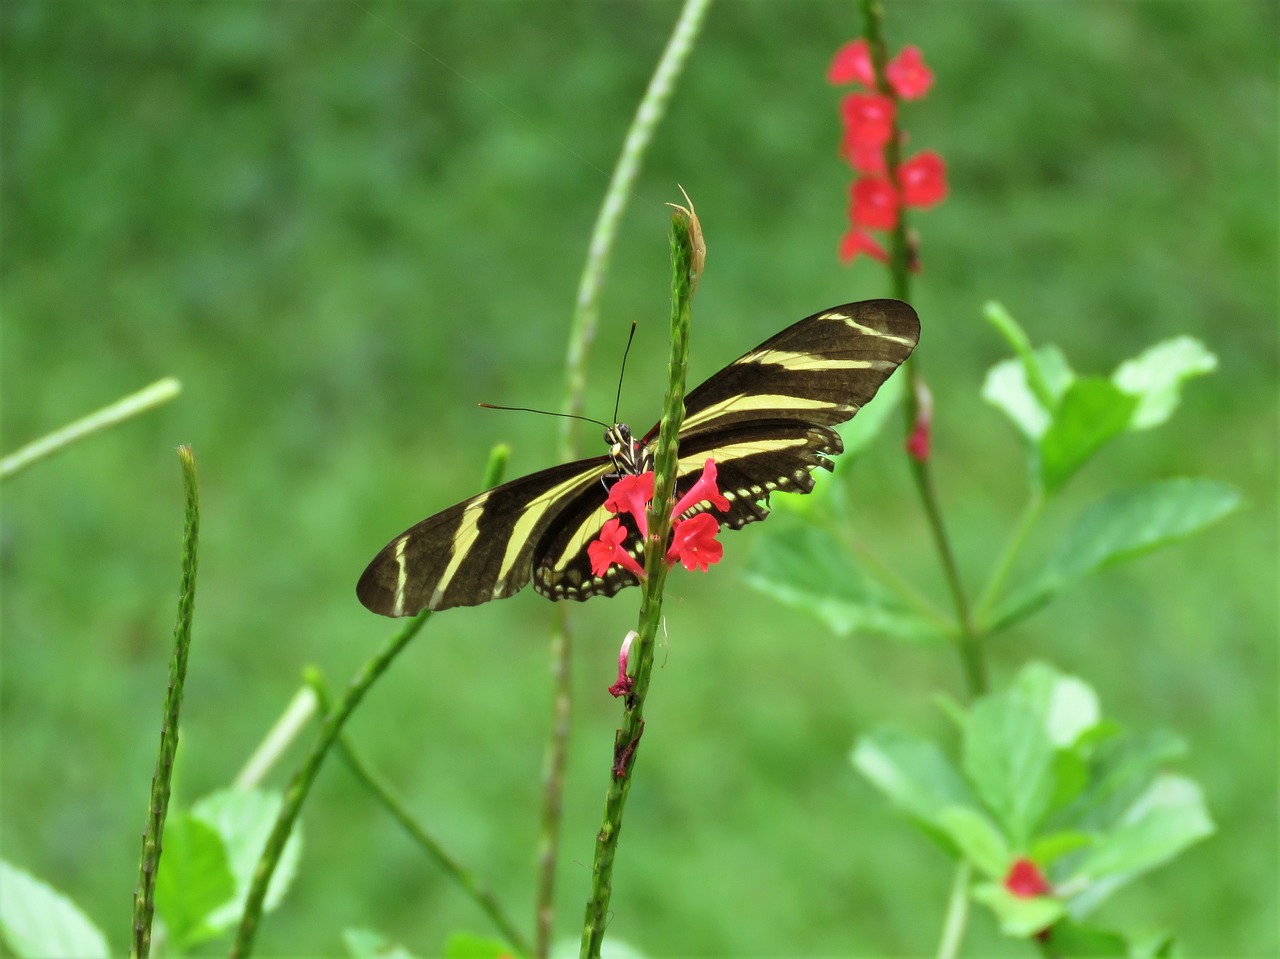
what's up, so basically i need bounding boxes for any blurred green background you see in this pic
[2,2,1275,956]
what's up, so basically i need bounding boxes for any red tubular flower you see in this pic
[673,459,731,517]
[827,38,874,86]
[851,177,900,230]
[604,472,654,537]
[587,518,645,579]
[608,631,637,697]
[886,45,934,99]
[838,228,889,265]
[1004,858,1051,899]
[899,150,948,207]
[665,513,723,571]
[840,93,896,151]
[841,129,887,175]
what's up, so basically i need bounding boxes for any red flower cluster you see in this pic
[588,459,730,579]
[828,39,947,265]
[1003,857,1051,899]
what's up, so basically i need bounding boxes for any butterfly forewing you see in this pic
[357,299,920,616]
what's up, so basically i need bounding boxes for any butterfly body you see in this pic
[357,299,920,616]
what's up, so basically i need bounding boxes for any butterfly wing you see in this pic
[357,454,615,615]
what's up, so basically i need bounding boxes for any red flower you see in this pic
[665,513,723,571]
[899,150,948,207]
[589,459,727,579]
[827,38,874,86]
[608,631,636,697]
[851,177,900,230]
[673,459,732,517]
[886,45,934,100]
[841,129,887,175]
[906,375,932,462]
[840,93,896,151]
[588,518,645,579]
[838,228,889,265]
[604,472,654,537]
[1004,858,1051,899]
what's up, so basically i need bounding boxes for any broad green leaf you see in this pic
[852,727,977,828]
[1038,377,1139,492]
[964,697,1057,846]
[1029,830,1095,865]
[345,927,421,959]
[983,302,1074,410]
[743,523,943,643]
[971,882,1065,937]
[154,813,236,948]
[1069,775,1214,897]
[1011,661,1101,749]
[981,345,1075,442]
[1038,919,1130,957]
[0,861,110,959]
[935,805,1010,878]
[1050,729,1187,835]
[195,788,303,932]
[1113,336,1217,430]
[991,478,1241,630]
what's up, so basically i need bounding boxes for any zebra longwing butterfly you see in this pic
[357,299,920,616]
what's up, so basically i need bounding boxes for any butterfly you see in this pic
[357,299,919,616]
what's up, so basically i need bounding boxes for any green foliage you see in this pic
[0,861,110,959]
[853,662,1215,951]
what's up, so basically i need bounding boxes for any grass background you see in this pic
[2,1,1276,956]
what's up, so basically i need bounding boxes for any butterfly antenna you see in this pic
[478,403,612,432]
[613,320,639,424]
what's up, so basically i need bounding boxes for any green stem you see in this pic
[2,377,181,481]
[974,490,1044,627]
[935,862,972,959]
[234,687,318,790]
[580,201,699,959]
[861,0,986,698]
[228,613,430,958]
[308,675,532,955]
[131,445,199,959]
[541,4,712,954]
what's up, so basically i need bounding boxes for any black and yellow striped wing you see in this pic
[357,299,919,616]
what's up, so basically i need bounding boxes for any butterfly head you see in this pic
[605,423,652,477]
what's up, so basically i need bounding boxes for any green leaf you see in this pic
[1065,775,1214,917]
[981,345,1075,442]
[935,805,1010,878]
[1051,729,1187,834]
[971,882,1065,938]
[1112,336,1217,430]
[1011,661,1101,749]
[1040,919,1131,957]
[992,478,1242,630]
[983,302,1073,411]
[0,861,110,959]
[195,788,304,932]
[1038,377,1139,492]
[154,813,236,948]
[344,926,422,959]
[1029,830,1096,866]
[964,697,1057,846]
[852,727,977,829]
[743,523,943,643]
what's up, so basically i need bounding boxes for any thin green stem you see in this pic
[580,201,699,959]
[233,687,318,791]
[862,0,986,698]
[540,4,712,955]
[132,445,199,959]
[308,675,532,955]
[935,862,972,959]
[229,613,430,959]
[2,377,181,481]
[974,490,1044,627]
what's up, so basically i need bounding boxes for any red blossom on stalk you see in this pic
[828,38,946,266]
[1003,858,1051,898]
[588,458,728,580]
[608,631,637,698]
[906,375,933,462]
